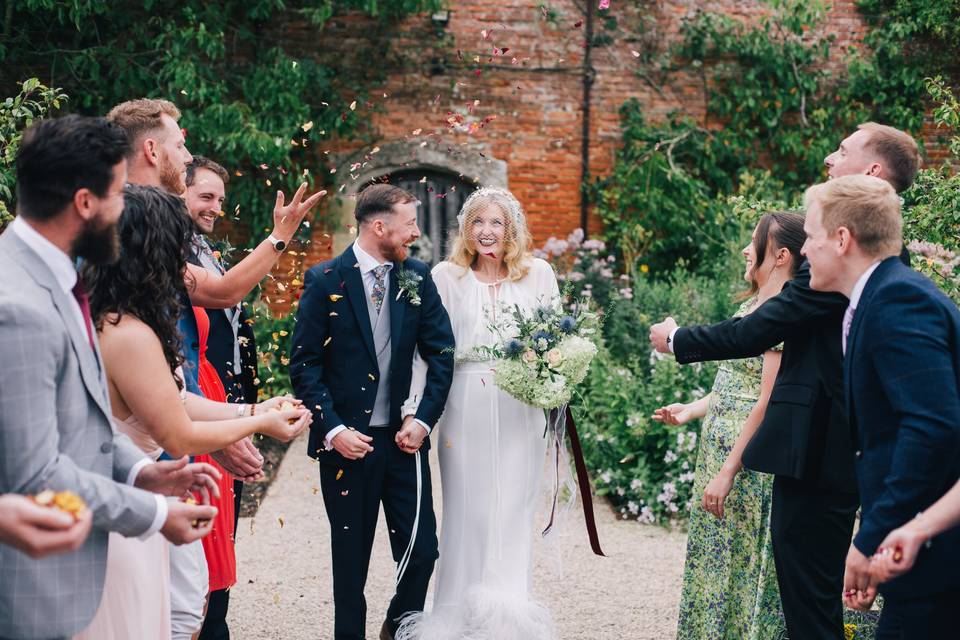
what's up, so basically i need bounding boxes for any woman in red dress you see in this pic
[193,305,238,594]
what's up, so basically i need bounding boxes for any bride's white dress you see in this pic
[397,258,560,640]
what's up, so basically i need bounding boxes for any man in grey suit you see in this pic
[0,115,220,640]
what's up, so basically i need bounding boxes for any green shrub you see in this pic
[0,79,67,226]
[248,301,296,399]
[541,233,739,525]
[901,78,960,304]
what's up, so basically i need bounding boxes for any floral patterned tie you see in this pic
[372,265,389,313]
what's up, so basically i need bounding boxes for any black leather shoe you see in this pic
[380,621,394,640]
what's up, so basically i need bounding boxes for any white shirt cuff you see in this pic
[325,425,347,450]
[139,494,168,540]
[668,327,678,354]
[127,458,152,486]
[413,418,431,435]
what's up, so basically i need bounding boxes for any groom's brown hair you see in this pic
[354,183,418,225]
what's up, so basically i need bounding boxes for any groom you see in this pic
[291,184,455,640]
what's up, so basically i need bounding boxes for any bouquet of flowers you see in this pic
[478,297,600,410]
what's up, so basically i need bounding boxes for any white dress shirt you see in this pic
[11,216,167,537]
[324,242,429,450]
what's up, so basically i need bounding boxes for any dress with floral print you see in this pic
[676,298,785,640]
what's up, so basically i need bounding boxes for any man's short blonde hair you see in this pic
[858,122,920,193]
[106,99,181,157]
[804,175,903,258]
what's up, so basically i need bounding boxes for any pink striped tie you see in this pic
[841,305,855,356]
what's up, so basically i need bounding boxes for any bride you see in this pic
[398,187,559,640]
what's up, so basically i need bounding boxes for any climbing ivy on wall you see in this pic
[0,0,441,242]
[592,0,958,277]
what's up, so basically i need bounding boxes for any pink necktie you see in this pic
[71,278,96,350]
[841,305,855,355]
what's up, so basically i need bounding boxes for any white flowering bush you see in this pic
[573,345,719,526]
[540,231,739,526]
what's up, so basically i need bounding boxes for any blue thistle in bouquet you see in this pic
[475,294,600,411]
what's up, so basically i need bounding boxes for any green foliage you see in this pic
[584,1,960,527]
[0,79,68,225]
[568,268,738,526]
[573,348,709,526]
[248,300,296,400]
[675,1,854,187]
[592,0,925,276]
[0,0,440,241]
[590,98,796,275]
[901,77,960,303]
[851,0,960,133]
[540,232,736,525]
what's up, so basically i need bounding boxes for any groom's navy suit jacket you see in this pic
[844,256,960,598]
[290,245,454,465]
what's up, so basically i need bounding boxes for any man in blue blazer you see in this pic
[291,184,455,640]
[804,174,960,637]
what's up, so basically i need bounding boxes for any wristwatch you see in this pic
[267,234,286,252]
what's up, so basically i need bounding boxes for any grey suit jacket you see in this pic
[0,229,160,640]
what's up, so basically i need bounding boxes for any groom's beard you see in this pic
[382,241,410,264]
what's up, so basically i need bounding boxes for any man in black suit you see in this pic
[803,174,960,638]
[291,184,455,640]
[649,123,920,638]
[184,156,264,640]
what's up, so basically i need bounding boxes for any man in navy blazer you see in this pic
[804,174,960,637]
[291,184,454,640]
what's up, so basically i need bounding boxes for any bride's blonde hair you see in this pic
[448,187,533,282]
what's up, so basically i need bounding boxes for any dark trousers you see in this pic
[198,479,244,640]
[319,428,438,640]
[876,588,959,639]
[770,475,859,639]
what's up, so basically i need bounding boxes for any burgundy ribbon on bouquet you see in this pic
[542,405,606,557]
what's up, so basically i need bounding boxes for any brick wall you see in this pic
[260,0,936,314]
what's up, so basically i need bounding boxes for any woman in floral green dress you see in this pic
[654,212,806,640]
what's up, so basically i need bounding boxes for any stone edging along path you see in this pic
[229,431,687,639]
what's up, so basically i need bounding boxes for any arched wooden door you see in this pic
[388,169,477,265]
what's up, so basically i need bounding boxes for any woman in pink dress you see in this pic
[79,185,310,639]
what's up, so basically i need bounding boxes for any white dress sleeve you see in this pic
[532,257,561,305]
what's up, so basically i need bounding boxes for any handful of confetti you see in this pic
[183,496,210,528]
[30,490,87,521]
[268,400,299,423]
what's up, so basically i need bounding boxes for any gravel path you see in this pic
[229,432,687,639]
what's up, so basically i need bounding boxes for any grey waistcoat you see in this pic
[366,281,392,426]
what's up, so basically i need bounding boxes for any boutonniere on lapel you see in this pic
[395,268,423,307]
